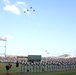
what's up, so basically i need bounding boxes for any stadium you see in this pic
[0,54,76,75]
[0,38,76,75]
[0,0,76,74]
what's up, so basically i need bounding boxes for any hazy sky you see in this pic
[0,0,76,57]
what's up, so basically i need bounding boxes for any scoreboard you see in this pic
[28,55,41,62]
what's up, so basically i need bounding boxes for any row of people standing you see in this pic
[16,60,76,73]
[5,60,76,74]
[16,60,27,73]
[16,60,46,73]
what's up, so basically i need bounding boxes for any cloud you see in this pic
[16,1,30,14]
[16,1,26,5]
[3,0,30,15]
[3,5,20,15]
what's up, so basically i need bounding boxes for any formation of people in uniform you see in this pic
[16,60,76,73]
[5,59,76,74]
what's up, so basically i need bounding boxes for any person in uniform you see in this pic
[21,60,24,73]
[16,60,19,73]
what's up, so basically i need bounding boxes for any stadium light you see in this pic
[0,37,7,59]
[0,37,7,41]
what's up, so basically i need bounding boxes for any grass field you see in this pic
[0,63,76,75]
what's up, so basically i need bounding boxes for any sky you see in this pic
[0,0,76,57]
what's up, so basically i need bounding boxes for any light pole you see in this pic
[4,38,7,58]
[0,37,7,59]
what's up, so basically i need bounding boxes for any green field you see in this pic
[0,63,76,75]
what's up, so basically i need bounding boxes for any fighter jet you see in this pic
[24,11,26,13]
[27,9,29,11]
[33,10,35,12]
[24,6,35,13]
[30,7,32,9]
